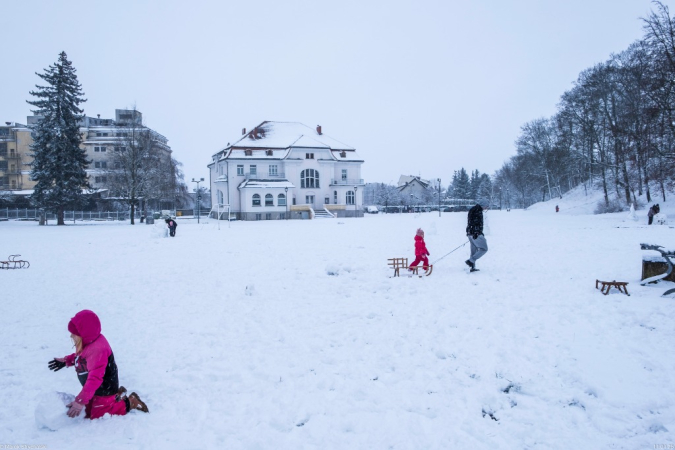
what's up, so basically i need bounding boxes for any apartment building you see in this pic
[0,122,35,191]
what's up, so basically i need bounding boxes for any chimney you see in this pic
[5,122,11,126]
[242,128,246,135]
[97,114,100,118]
[316,125,322,135]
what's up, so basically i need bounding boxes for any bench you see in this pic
[640,243,675,296]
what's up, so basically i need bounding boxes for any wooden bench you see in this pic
[596,279,629,296]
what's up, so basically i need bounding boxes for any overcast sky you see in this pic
[1,0,671,187]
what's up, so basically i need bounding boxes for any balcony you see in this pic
[0,153,21,160]
[244,172,286,180]
[330,178,364,186]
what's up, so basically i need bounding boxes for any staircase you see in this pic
[313,208,335,219]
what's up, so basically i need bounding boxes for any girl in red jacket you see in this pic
[409,228,430,272]
[48,310,148,419]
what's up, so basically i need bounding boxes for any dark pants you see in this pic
[169,226,176,237]
[649,216,653,225]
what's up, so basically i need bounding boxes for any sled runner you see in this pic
[0,255,30,269]
[640,243,675,296]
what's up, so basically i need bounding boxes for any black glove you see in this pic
[472,233,479,240]
[48,358,66,372]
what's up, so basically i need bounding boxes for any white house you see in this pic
[208,121,364,220]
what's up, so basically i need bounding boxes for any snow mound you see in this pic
[150,222,168,238]
[35,391,83,430]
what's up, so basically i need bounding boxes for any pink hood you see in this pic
[67,310,101,346]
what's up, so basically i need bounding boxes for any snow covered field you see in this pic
[1,191,674,449]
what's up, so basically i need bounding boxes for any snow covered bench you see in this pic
[640,243,675,296]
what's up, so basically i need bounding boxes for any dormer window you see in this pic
[266,150,273,156]
[244,150,252,156]
[305,153,314,159]
[340,151,346,158]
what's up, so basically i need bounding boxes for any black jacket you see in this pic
[466,204,484,237]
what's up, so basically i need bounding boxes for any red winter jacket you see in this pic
[64,310,119,405]
[414,235,429,256]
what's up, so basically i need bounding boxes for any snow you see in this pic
[1,192,675,449]
[228,121,355,151]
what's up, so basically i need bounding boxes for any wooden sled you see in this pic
[595,279,629,296]
[388,257,432,277]
[0,255,30,269]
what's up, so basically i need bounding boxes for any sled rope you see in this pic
[431,240,469,265]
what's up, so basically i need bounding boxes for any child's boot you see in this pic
[128,392,149,413]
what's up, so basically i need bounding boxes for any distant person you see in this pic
[556,205,559,213]
[648,204,660,225]
[408,228,430,273]
[48,310,148,419]
[165,217,178,237]
[465,203,488,272]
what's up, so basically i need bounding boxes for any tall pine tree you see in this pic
[27,51,89,225]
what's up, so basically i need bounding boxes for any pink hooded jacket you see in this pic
[414,235,429,257]
[64,310,118,405]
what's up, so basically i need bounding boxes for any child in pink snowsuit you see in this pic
[409,228,430,272]
[48,310,148,419]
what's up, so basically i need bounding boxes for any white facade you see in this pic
[208,122,364,220]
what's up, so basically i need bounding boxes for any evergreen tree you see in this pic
[27,52,89,225]
[451,168,470,199]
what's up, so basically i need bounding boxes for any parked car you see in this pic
[366,206,379,214]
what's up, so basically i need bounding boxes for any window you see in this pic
[255,213,262,220]
[340,151,346,158]
[245,150,252,156]
[114,146,126,152]
[218,190,224,204]
[334,191,338,204]
[95,161,108,169]
[250,165,257,176]
[306,195,315,205]
[269,165,278,176]
[252,194,261,206]
[101,146,107,152]
[237,165,244,176]
[0,161,7,170]
[95,162,100,168]
[278,193,286,206]
[95,176,101,183]
[95,146,100,152]
[0,143,6,155]
[300,169,319,188]
[266,213,272,220]
[101,176,107,183]
[341,169,347,181]
[305,153,314,159]
[265,194,273,206]
[95,132,109,137]
[346,191,355,205]
[266,150,273,156]
[325,197,329,205]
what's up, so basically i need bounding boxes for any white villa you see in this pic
[208,121,365,220]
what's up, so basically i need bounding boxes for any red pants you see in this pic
[85,394,128,419]
[409,255,429,269]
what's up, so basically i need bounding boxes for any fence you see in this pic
[0,208,144,222]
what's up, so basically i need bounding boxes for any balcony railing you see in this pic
[330,178,364,186]
[244,172,286,180]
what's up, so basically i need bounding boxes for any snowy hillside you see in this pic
[1,193,674,449]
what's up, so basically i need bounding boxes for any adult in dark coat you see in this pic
[165,218,178,237]
[648,204,660,225]
[465,203,488,272]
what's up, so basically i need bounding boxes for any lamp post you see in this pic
[438,178,441,217]
[192,177,204,224]
[284,186,288,220]
[499,188,502,210]
[506,187,510,212]
[354,186,358,218]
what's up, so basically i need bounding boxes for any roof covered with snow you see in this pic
[238,180,295,189]
[215,122,359,160]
